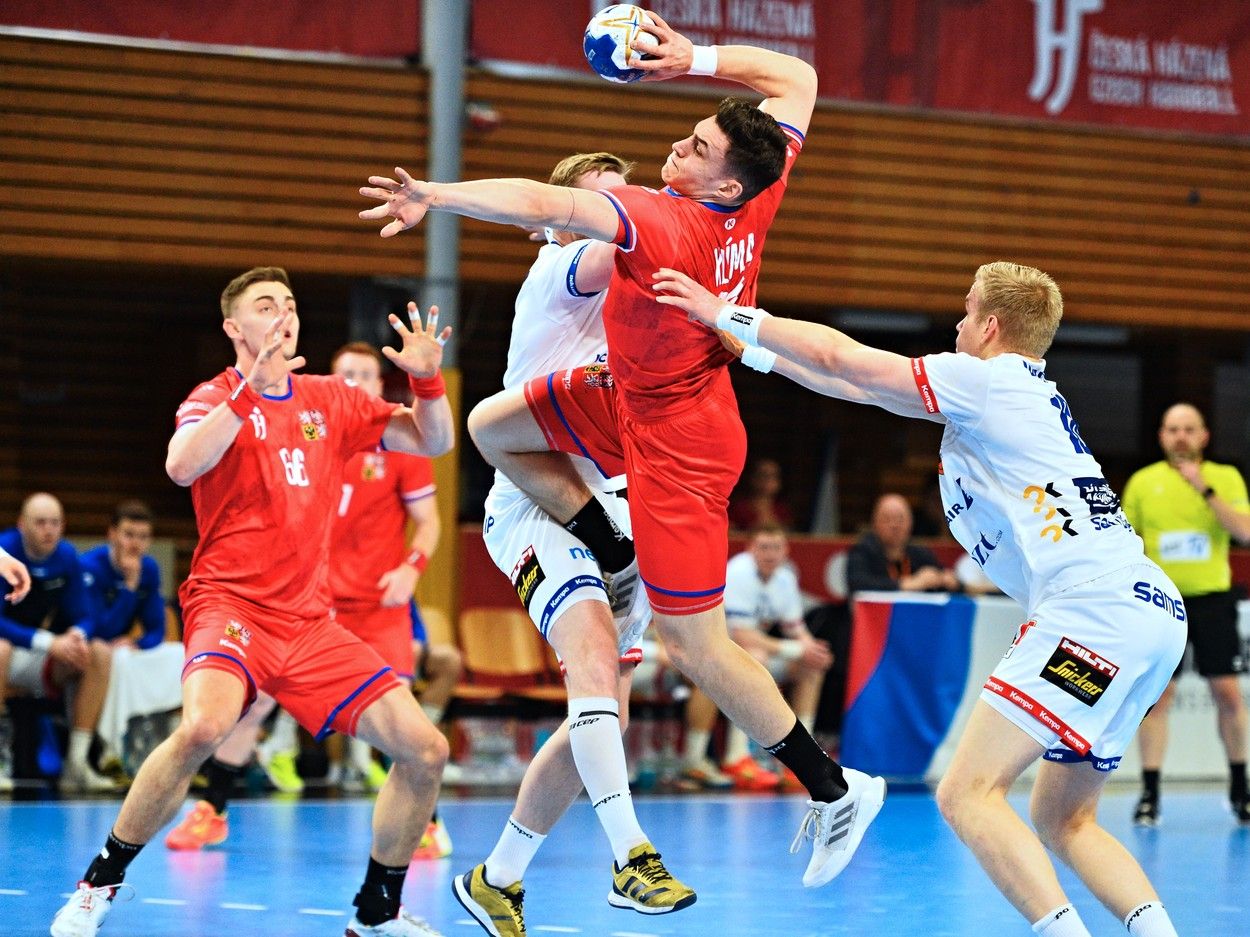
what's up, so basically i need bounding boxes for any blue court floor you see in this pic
[1,788,1245,936]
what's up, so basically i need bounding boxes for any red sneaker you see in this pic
[411,817,453,860]
[164,800,228,851]
[722,756,780,792]
[778,766,804,792]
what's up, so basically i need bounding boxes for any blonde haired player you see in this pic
[655,261,1187,937]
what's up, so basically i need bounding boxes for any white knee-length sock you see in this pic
[566,696,647,867]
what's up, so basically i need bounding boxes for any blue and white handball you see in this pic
[583,4,660,83]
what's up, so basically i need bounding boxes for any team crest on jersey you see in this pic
[510,546,546,610]
[1040,636,1118,707]
[361,453,387,482]
[225,620,252,646]
[299,409,327,441]
[583,364,614,389]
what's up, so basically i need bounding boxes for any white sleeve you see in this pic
[722,555,759,629]
[912,352,991,428]
[531,241,604,315]
[777,568,804,622]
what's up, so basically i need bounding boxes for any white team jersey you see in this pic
[493,238,620,494]
[915,352,1146,611]
[723,552,803,630]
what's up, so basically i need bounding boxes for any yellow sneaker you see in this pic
[258,749,304,794]
[452,863,526,936]
[363,758,389,792]
[412,817,454,860]
[607,842,696,914]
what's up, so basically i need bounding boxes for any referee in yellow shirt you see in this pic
[1123,403,1250,826]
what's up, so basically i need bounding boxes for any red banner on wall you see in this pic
[471,0,1250,137]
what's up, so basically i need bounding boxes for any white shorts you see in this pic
[483,484,645,660]
[982,562,1187,771]
[8,645,56,698]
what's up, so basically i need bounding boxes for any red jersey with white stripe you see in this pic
[601,121,803,417]
[174,369,397,620]
[330,450,435,607]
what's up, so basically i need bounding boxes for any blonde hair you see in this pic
[548,152,634,188]
[220,266,290,319]
[974,261,1063,357]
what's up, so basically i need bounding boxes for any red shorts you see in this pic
[334,604,414,679]
[182,596,401,740]
[525,366,746,615]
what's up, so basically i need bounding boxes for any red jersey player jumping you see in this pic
[52,267,455,937]
[361,14,884,890]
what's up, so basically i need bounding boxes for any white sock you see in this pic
[566,696,647,867]
[722,725,751,765]
[67,729,93,769]
[264,709,299,756]
[1031,904,1091,936]
[349,736,376,772]
[421,701,445,725]
[484,816,547,887]
[1124,902,1179,936]
[684,729,712,766]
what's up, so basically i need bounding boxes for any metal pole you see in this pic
[421,0,467,367]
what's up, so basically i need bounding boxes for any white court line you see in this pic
[142,898,187,906]
[533,927,581,934]
[611,932,661,937]
[220,902,267,911]
[299,908,347,916]
[0,888,29,895]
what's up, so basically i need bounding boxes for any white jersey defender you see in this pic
[483,239,645,656]
[916,352,1186,769]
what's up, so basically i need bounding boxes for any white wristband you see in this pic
[777,639,804,662]
[715,304,768,346]
[689,45,718,76]
[741,344,777,373]
[31,630,54,653]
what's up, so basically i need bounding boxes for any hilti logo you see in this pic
[1059,637,1118,676]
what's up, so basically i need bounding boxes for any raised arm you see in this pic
[360,168,624,243]
[653,268,943,422]
[379,303,455,458]
[633,12,818,136]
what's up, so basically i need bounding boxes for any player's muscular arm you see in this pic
[361,168,623,243]
[632,13,817,135]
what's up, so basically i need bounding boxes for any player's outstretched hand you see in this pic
[630,11,694,81]
[246,310,306,395]
[652,267,723,328]
[359,167,434,238]
[0,553,31,603]
[385,301,452,378]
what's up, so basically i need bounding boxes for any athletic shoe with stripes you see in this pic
[1133,793,1160,828]
[452,863,526,936]
[607,842,696,915]
[605,557,651,645]
[50,882,133,937]
[791,767,886,887]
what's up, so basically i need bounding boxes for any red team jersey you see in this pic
[174,369,397,620]
[599,122,803,417]
[330,450,436,608]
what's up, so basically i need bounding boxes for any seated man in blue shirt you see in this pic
[0,492,116,792]
[80,500,182,779]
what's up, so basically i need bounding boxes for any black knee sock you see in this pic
[353,856,407,926]
[202,758,245,815]
[83,831,144,888]
[562,497,634,575]
[1230,762,1247,802]
[765,719,847,803]
[1142,768,1160,800]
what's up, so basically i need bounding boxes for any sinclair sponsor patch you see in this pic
[1040,636,1118,706]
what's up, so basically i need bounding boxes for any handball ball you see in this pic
[583,4,660,84]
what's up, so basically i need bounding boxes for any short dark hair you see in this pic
[715,98,788,203]
[111,499,153,527]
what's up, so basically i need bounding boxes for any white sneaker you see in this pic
[60,763,119,794]
[605,556,651,649]
[345,908,444,936]
[50,882,133,937]
[790,767,886,887]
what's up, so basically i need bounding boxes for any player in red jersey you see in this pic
[52,267,454,937]
[362,16,884,890]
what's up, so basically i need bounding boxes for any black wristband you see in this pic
[1202,486,1217,500]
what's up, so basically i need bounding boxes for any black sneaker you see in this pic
[1133,793,1159,828]
[1232,797,1250,827]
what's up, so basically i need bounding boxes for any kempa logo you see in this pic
[1028,0,1105,114]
